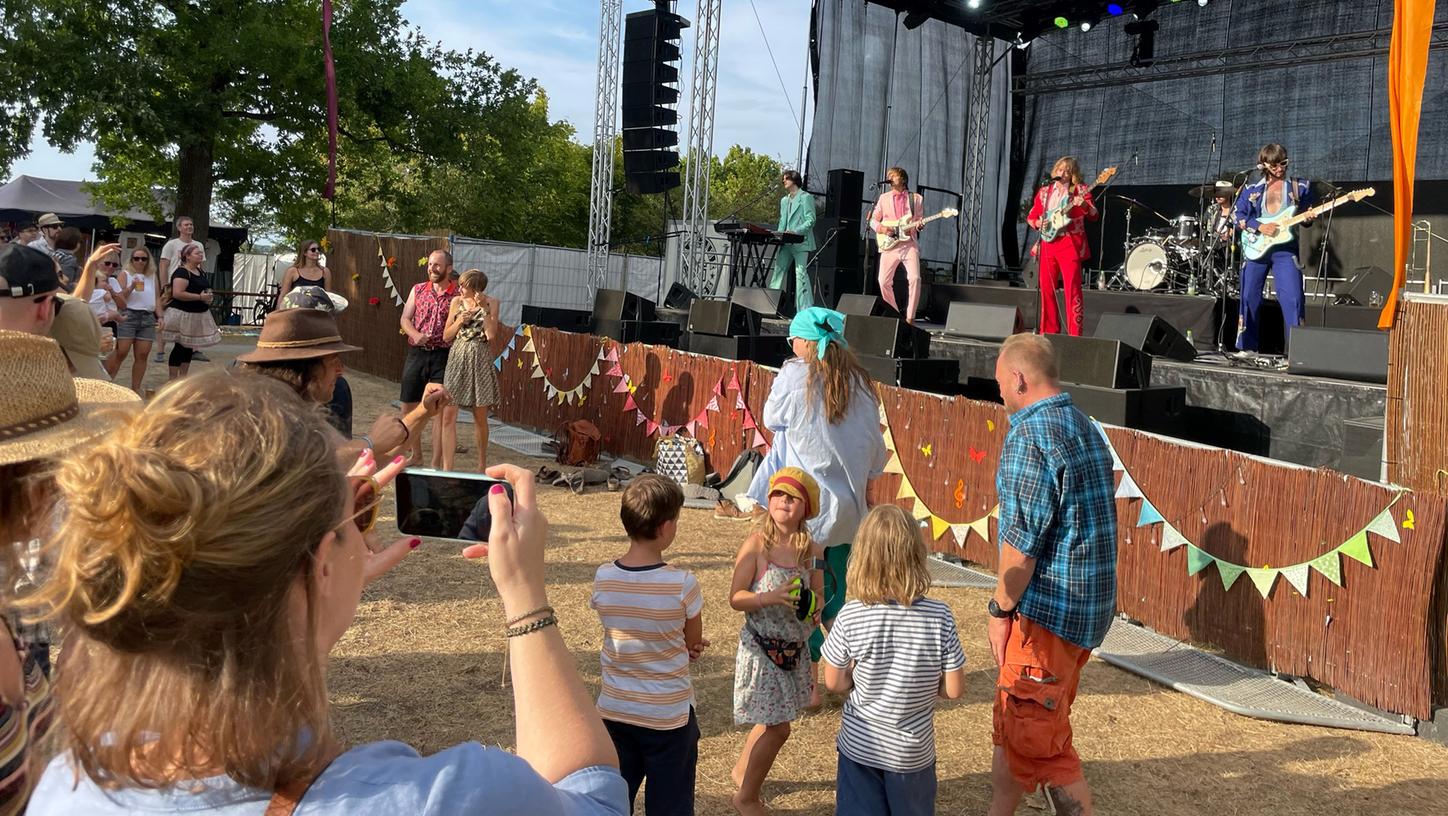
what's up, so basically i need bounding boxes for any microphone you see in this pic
[1255,163,1265,171]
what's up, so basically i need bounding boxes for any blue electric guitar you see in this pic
[1240,187,1374,260]
[1038,166,1116,241]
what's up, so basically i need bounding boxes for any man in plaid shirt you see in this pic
[987,333,1117,816]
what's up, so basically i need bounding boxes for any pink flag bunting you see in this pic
[751,429,768,449]
[728,372,742,393]
[635,410,647,426]
[607,364,624,378]
[613,377,630,394]
[623,394,637,411]
[705,396,719,412]
[712,377,725,396]
[696,411,710,430]
[606,346,619,362]
[660,423,673,437]
[685,420,697,436]
[742,412,756,430]
[646,420,659,436]
[735,394,746,410]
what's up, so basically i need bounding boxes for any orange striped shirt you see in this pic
[590,561,702,730]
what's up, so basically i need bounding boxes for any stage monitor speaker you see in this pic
[1060,383,1186,432]
[844,314,930,359]
[813,218,862,271]
[520,305,592,332]
[593,288,655,322]
[1047,335,1152,389]
[856,355,959,395]
[686,333,790,367]
[1333,265,1394,307]
[731,286,784,318]
[943,302,1024,342]
[662,282,697,310]
[687,299,758,336]
[1287,327,1388,383]
[814,267,864,309]
[825,169,864,219]
[1094,313,1196,362]
[837,293,888,316]
[1338,415,1385,481]
[592,318,680,347]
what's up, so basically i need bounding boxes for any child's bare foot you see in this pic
[731,792,768,815]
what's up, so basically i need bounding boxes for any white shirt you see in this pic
[821,598,967,772]
[27,237,52,252]
[88,286,116,321]
[114,270,158,312]
[160,237,200,271]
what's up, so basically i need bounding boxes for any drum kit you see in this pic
[1109,182,1240,296]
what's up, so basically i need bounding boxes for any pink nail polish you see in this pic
[409,538,421,549]
[490,484,505,495]
[393,455,405,465]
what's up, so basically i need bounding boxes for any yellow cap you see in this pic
[767,467,820,521]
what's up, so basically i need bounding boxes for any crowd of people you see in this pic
[1,218,1119,815]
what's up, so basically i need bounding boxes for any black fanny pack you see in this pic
[747,621,805,672]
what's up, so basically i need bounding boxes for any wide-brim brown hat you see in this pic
[235,307,362,363]
[0,330,140,466]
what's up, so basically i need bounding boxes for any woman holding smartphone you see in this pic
[104,246,163,393]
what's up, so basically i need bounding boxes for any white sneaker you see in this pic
[153,351,165,362]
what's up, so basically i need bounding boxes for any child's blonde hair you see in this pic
[752,498,814,567]
[847,505,931,604]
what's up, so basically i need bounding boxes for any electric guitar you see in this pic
[874,208,960,252]
[1038,166,1117,242]
[1239,187,1375,260]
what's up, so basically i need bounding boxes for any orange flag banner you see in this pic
[1380,0,1438,329]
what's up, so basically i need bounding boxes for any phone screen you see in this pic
[394,468,513,543]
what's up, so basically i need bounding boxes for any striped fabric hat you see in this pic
[768,466,820,521]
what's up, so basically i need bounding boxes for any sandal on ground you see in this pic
[536,465,560,483]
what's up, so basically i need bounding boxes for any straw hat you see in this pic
[768,466,821,521]
[234,307,361,364]
[0,330,140,466]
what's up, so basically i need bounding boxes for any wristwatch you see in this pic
[987,598,1017,619]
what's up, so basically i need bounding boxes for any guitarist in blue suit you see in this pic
[770,169,818,311]
[1233,143,1316,354]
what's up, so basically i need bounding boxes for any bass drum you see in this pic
[1124,239,1188,291]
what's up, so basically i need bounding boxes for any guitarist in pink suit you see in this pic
[870,167,926,323]
[1026,157,1098,336]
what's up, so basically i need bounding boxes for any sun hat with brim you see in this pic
[768,466,821,521]
[0,330,140,467]
[234,307,362,364]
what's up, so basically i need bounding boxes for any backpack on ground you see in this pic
[653,432,707,485]
[554,419,601,466]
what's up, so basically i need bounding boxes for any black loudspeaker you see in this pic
[1094,313,1197,362]
[663,282,697,310]
[944,302,1025,341]
[1287,327,1389,383]
[593,288,656,322]
[814,217,862,271]
[687,299,757,336]
[1338,415,1385,481]
[1060,383,1186,431]
[825,169,864,219]
[1333,265,1394,306]
[686,333,790,367]
[621,9,687,194]
[731,287,784,318]
[814,267,864,309]
[520,305,592,332]
[857,355,960,395]
[844,314,930,359]
[837,294,888,316]
[1047,335,1152,389]
[592,318,681,347]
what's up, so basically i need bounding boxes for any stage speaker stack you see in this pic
[843,314,930,359]
[1287,327,1388,383]
[813,168,867,309]
[836,294,888,316]
[1094,313,1196,362]
[684,293,788,366]
[521,305,592,333]
[1047,334,1186,433]
[856,355,960,395]
[592,288,679,346]
[1333,265,1394,307]
[621,8,688,194]
[731,286,785,318]
[845,309,957,395]
[943,302,1024,342]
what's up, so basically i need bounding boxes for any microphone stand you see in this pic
[1313,181,1339,329]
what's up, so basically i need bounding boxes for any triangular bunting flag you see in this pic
[635,410,647,426]
[930,515,950,540]
[990,505,1000,519]
[523,338,536,354]
[613,377,629,394]
[556,392,566,405]
[507,335,516,349]
[531,365,544,380]
[735,394,747,410]
[582,374,593,389]
[1160,523,1189,552]
[1115,471,1144,500]
[696,412,709,430]
[1339,530,1374,567]
[1310,550,1342,586]
[706,396,719,412]
[587,361,599,377]
[522,325,533,337]
[910,501,932,521]
[896,478,917,500]
[1364,507,1401,543]
[713,378,724,396]
[685,421,696,436]
[606,364,623,378]
[646,420,659,436]
[1217,561,1245,591]
[751,429,767,449]
[659,424,674,437]
[883,454,904,475]
[967,515,991,543]
[1281,563,1310,596]
[742,413,756,431]
[623,394,636,411]
[1184,544,1214,576]
[950,523,971,544]
[605,345,618,362]
[728,372,742,393]
[1246,567,1278,598]
[544,383,556,398]
[1137,499,1164,527]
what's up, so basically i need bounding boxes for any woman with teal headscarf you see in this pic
[721,307,888,708]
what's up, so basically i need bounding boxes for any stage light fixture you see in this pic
[1198,0,1209,6]
[1107,3,1124,15]
[966,0,981,8]
[1080,20,1092,31]
[1054,16,1069,28]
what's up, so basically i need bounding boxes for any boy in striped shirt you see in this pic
[591,475,708,815]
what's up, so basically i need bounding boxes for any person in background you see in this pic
[23,371,626,815]
[0,331,139,814]
[822,504,967,816]
[870,167,926,323]
[104,246,163,394]
[14,225,40,247]
[155,215,201,364]
[49,227,83,293]
[280,239,330,293]
[0,244,113,380]
[590,475,706,816]
[27,213,62,252]
[988,334,1117,816]
[399,249,460,468]
[1025,157,1098,337]
[442,268,501,472]
[768,170,817,311]
[85,248,122,333]
[159,242,220,380]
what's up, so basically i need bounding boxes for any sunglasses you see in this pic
[101,261,120,268]
[336,475,383,537]
[306,247,320,253]
[1267,160,1289,167]
[131,255,148,262]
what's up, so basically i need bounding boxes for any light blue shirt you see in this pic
[30,741,628,816]
[746,359,888,547]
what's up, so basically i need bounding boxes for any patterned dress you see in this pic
[734,561,814,725]
[442,301,499,409]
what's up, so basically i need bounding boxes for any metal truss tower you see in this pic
[587,0,624,293]
[958,35,996,282]
[679,0,722,295]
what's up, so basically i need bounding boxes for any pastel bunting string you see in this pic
[879,400,998,546]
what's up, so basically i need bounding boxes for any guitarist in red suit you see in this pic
[1026,157,1098,336]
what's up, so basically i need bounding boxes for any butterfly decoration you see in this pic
[986,420,996,432]
[920,443,933,457]
[1404,510,1416,530]
[969,447,987,463]
[628,382,638,394]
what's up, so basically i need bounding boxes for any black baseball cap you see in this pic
[0,243,62,298]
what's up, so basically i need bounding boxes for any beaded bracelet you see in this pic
[505,605,554,627]
[505,614,558,639]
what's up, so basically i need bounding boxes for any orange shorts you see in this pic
[991,616,1091,790]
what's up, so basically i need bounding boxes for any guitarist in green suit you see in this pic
[769,170,818,311]
[1232,143,1316,354]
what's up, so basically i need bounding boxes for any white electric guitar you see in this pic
[1240,187,1375,260]
[874,207,960,251]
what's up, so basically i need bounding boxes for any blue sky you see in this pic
[9,0,813,181]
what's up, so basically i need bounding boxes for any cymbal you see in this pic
[1111,194,1150,210]
[1189,183,1237,198]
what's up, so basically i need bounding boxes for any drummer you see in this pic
[1208,181,1236,244]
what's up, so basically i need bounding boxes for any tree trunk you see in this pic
[175,136,216,243]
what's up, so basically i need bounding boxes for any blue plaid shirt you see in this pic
[996,393,1117,649]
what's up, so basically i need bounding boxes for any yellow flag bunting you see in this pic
[879,404,997,546]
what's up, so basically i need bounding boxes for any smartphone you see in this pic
[394,468,514,543]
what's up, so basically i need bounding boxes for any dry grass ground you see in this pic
[140,336,1448,815]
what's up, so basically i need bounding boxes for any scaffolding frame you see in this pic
[587,0,624,294]
[679,0,723,296]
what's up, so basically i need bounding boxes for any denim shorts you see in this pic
[117,309,158,341]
